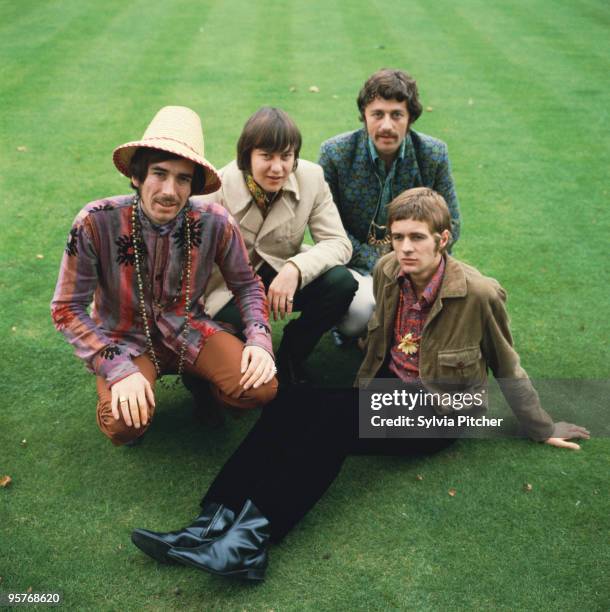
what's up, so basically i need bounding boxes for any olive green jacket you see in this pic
[355,253,554,441]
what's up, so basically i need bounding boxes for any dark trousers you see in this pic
[215,263,358,362]
[201,386,455,542]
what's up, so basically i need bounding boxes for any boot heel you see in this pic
[245,568,266,581]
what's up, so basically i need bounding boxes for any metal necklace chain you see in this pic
[131,196,192,379]
[367,220,392,249]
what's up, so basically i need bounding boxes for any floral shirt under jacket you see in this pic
[51,196,272,386]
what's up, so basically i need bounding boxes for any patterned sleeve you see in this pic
[215,216,273,356]
[345,233,381,274]
[432,143,461,248]
[50,213,139,384]
[319,142,379,274]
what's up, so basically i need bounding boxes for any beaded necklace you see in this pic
[130,195,192,379]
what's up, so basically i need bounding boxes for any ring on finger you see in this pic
[287,297,294,303]
[119,396,128,404]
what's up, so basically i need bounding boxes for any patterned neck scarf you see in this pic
[244,173,281,216]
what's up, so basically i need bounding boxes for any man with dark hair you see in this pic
[51,106,277,446]
[319,68,462,340]
[200,106,356,385]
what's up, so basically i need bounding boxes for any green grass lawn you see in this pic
[1,0,609,609]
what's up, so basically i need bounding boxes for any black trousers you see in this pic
[215,263,358,362]
[201,386,456,542]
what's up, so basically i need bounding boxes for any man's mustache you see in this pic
[375,131,398,138]
[154,197,180,206]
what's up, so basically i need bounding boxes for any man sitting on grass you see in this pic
[130,187,588,582]
[356,187,587,446]
[51,106,277,447]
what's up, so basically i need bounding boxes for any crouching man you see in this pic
[319,68,462,339]
[51,106,277,446]
[200,107,356,385]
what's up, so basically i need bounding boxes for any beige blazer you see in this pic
[197,159,352,317]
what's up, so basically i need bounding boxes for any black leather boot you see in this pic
[131,502,234,563]
[167,499,270,581]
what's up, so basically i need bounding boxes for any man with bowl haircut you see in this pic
[200,107,356,385]
[51,106,277,446]
[319,68,461,339]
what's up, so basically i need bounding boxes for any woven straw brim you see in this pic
[113,139,221,195]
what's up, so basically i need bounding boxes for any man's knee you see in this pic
[211,376,278,410]
[96,399,150,446]
[248,377,279,407]
[316,266,358,302]
[338,294,376,336]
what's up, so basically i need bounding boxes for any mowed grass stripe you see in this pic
[395,2,607,236]
[186,0,300,165]
[1,1,608,609]
[517,0,610,67]
[0,1,105,95]
[453,0,610,125]
[285,2,373,154]
[2,4,224,318]
[331,0,610,375]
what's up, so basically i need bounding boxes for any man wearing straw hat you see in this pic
[51,106,278,446]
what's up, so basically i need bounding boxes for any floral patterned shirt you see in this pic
[51,196,272,385]
[389,257,446,382]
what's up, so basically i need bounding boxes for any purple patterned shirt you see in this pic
[51,195,272,385]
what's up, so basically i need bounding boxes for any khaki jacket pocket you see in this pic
[437,346,482,380]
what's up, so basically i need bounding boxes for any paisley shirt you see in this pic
[319,128,461,274]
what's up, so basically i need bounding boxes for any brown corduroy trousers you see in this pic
[96,331,278,446]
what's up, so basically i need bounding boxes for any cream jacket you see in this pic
[197,159,352,317]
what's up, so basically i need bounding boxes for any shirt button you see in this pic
[155,274,162,281]
[457,361,465,368]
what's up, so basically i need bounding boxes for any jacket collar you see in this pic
[368,135,406,164]
[382,254,467,299]
[400,132,423,187]
[220,160,301,239]
[221,161,300,211]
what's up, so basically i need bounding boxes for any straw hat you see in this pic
[112,106,221,195]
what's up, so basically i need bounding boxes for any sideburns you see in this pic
[433,233,443,254]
